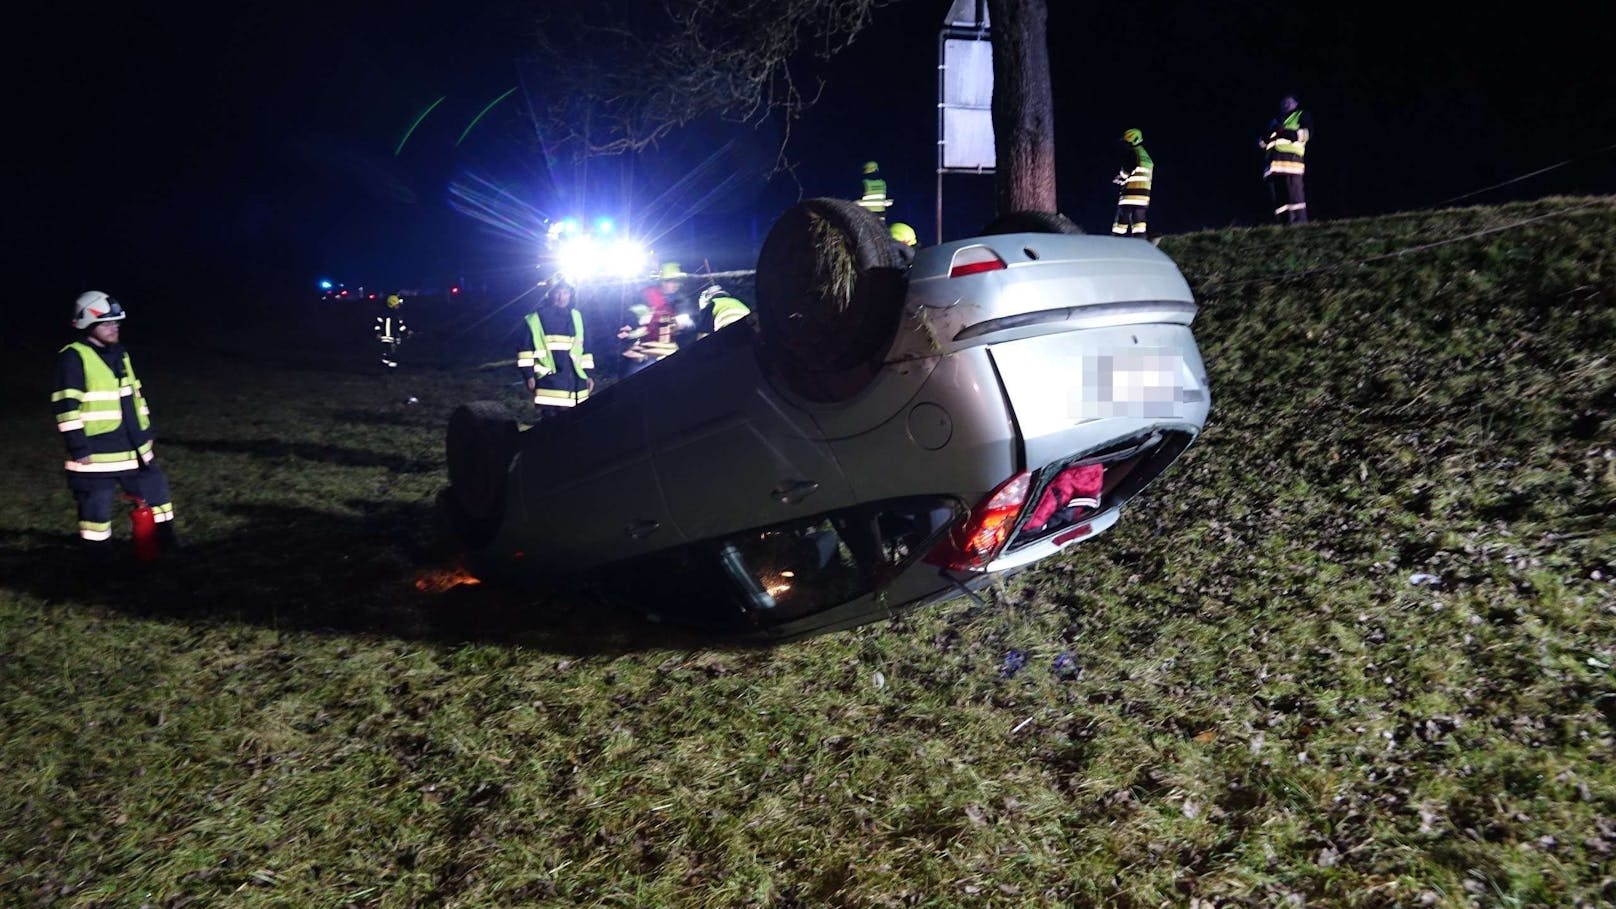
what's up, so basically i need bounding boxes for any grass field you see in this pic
[2,197,1613,907]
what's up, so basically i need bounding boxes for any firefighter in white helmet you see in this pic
[50,292,179,551]
[694,283,752,339]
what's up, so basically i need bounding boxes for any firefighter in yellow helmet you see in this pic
[376,294,407,367]
[888,221,918,266]
[857,160,894,222]
[1112,128,1153,239]
[619,261,692,376]
[51,291,179,553]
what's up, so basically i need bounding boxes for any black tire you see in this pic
[445,401,518,546]
[755,198,907,403]
[978,210,1083,235]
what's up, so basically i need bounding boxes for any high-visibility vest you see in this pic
[53,342,154,473]
[1120,144,1154,207]
[859,175,892,213]
[1264,109,1308,176]
[520,308,593,379]
[700,295,751,336]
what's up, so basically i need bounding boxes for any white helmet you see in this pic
[73,291,126,330]
[698,284,726,309]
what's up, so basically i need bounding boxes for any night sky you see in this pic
[12,1,1615,318]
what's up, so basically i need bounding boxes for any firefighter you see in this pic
[51,291,178,553]
[1112,128,1153,238]
[519,273,594,413]
[888,221,918,266]
[375,293,407,367]
[618,261,691,374]
[857,160,894,222]
[694,283,751,338]
[1260,94,1312,224]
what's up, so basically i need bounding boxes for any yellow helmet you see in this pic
[658,261,682,280]
[888,222,917,247]
[385,293,403,309]
[1122,128,1144,146]
[862,160,880,175]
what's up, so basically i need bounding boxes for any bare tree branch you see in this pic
[523,0,894,159]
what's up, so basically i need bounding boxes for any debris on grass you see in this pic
[1051,651,1080,680]
[999,649,1028,678]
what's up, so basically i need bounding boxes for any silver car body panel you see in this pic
[640,340,855,542]
[989,322,1210,470]
[466,232,1210,632]
[491,384,681,570]
[827,349,1017,508]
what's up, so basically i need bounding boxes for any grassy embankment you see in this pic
[1,197,1613,907]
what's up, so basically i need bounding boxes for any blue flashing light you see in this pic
[595,217,614,234]
[318,279,334,290]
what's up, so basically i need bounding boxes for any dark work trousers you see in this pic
[67,462,173,542]
[1112,204,1149,237]
[1269,173,1308,224]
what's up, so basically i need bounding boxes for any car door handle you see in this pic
[770,480,820,505]
[624,519,661,540]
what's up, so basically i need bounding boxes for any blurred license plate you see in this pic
[1068,349,1192,420]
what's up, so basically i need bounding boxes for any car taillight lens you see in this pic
[925,471,1031,571]
[947,245,1007,278]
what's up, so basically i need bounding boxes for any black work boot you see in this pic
[157,524,183,553]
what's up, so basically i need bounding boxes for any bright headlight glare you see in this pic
[608,239,649,278]
[557,235,604,279]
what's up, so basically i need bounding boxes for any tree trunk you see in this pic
[986,0,1056,214]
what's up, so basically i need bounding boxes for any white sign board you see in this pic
[940,37,995,171]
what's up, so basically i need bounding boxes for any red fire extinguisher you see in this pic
[124,494,160,562]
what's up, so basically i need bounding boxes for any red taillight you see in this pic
[925,471,1031,571]
[947,245,1007,278]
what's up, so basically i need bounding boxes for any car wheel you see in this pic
[978,210,1083,235]
[446,401,518,545]
[756,198,906,403]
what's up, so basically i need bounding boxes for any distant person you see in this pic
[618,261,691,375]
[857,160,894,222]
[375,293,406,368]
[888,221,918,265]
[1260,94,1312,224]
[694,283,752,338]
[51,291,179,553]
[1112,128,1154,238]
[519,273,594,413]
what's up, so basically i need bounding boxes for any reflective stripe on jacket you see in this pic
[52,342,155,473]
[520,308,593,380]
[858,176,892,213]
[1120,143,1154,207]
[1264,109,1309,176]
[700,296,752,336]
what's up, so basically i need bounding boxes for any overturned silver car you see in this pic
[443,201,1210,641]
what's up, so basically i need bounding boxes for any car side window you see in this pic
[600,496,959,631]
[715,497,959,620]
